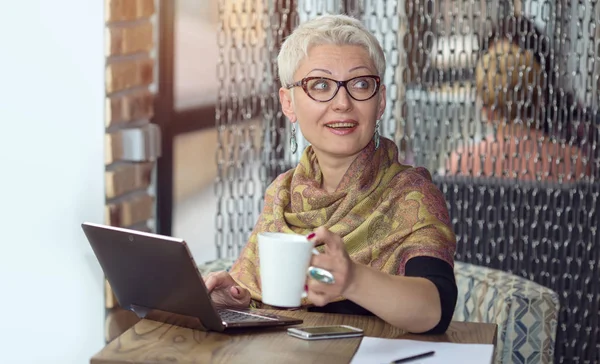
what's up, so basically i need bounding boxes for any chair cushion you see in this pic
[454,261,560,364]
[198,258,237,275]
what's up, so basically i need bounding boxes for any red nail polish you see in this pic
[304,284,308,291]
[307,233,316,240]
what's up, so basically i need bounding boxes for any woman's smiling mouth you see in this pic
[325,121,358,135]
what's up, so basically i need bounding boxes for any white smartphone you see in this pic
[287,325,364,340]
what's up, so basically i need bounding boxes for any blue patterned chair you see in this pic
[198,258,237,276]
[454,261,560,364]
[198,259,559,364]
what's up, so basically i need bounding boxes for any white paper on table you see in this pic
[350,337,494,364]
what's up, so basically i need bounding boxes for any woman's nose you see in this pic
[331,86,353,111]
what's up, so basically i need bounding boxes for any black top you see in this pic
[307,256,458,335]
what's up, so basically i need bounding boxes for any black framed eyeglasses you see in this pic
[286,75,381,102]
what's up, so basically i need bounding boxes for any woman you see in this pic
[205,14,457,335]
[447,16,598,181]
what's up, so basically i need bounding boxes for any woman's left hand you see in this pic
[305,226,356,306]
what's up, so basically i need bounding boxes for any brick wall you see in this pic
[103,0,159,341]
[105,0,158,230]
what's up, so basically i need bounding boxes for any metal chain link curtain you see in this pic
[215,0,600,362]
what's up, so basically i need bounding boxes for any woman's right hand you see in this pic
[203,271,251,309]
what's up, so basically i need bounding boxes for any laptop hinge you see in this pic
[129,304,209,331]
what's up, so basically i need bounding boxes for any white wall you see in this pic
[0,2,105,363]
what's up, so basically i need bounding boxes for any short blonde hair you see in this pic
[475,39,545,121]
[277,14,386,87]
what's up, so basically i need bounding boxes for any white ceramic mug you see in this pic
[258,232,318,307]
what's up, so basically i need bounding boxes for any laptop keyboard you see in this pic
[217,308,276,323]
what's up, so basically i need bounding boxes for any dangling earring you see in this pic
[290,123,298,154]
[373,120,380,150]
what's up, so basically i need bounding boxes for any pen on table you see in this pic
[388,350,435,363]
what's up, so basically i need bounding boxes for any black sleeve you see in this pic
[308,257,457,335]
[307,298,373,316]
[405,256,457,335]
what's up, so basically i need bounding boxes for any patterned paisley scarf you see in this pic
[229,137,456,307]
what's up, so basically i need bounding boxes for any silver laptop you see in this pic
[81,222,302,331]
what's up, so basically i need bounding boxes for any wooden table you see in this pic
[92,310,497,364]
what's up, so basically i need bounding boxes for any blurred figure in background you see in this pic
[448,16,598,182]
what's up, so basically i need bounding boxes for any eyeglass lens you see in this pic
[305,76,378,101]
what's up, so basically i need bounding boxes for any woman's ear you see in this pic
[279,87,296,122]
[377,85,387,119]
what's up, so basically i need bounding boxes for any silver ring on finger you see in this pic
[308,266,336,285]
